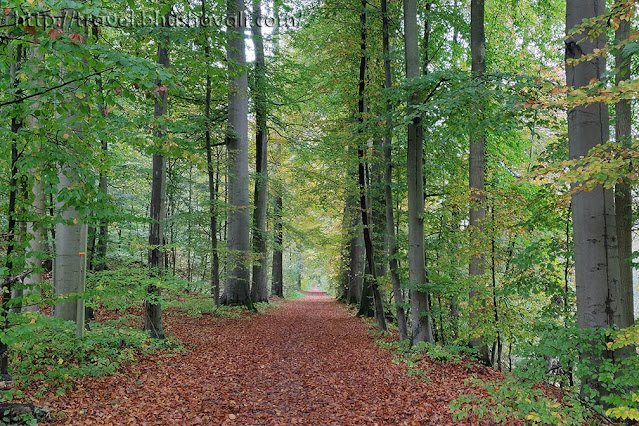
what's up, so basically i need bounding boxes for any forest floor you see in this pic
[47,290,503,425]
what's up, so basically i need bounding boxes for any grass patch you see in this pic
[284,290,306,300]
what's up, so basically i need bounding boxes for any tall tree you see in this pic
[566,0,622,399]
[468,0,490,364]
[222,0,252,307]
[403,0,433,344]
[381,0,408,341]
[270,1,284,299]
[145,14,171,339]
[53,11,88,339]
[356,0,387,332]
[613,4,635,329]
[202,0,222,306]
[250,0,270,303]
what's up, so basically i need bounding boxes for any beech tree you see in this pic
[222,0,252,306]
[468,0,490,365]
[250,0,269,303]
[145,14,171,340]
[403,0,433,344]
[565,0,624,399]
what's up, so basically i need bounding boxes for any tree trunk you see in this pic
[250,0,269,303]
[613,14,634,329]
[381,0,408,341]
[271,192,284,297]
[52,13,88,338]
[566,0,622,400]
[145,15,170,339]
[223,0,252,307]
[403,0,433,344]
[203,13,221,305]
[346,192,365,305]
[468,0,490,365]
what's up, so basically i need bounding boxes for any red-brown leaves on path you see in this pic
[48,291,497,424]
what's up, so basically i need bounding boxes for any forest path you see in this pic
[51,291,497,424]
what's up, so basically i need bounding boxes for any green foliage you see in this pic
[283,289,306,299]
[5,315,157,399]
[451,376,588,425]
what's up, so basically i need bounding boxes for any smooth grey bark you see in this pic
[381,0,408,342]
[52,14,88,337]
[145,17,170,340]
[54,168,88,333]
[468,0,490,365]
[613,16,634,328]
[403,0,433,344]
[566,0,622,399]
[250,0,269,303]
[222,0,252,307]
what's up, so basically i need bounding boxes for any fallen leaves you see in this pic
[45,292,499,424]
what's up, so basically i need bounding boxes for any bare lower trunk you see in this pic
[223,0,252,307]
[566,0,622,401]
[403,0,433,344]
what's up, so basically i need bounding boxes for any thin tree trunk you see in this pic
[403,0,433,344]
[566,0,622,400]
[468,0,490,365]
[250,0,269,303]
[381,0,408,341]
[222,0,252,308]
[145,14,170,339]
[203,11,221,305]
[271,191,284,297]
[613,15,634,328]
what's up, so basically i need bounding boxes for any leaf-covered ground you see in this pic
[48,291,501,424]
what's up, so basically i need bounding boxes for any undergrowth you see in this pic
[4,313,179,402]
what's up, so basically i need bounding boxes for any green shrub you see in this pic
[4,314,156,399]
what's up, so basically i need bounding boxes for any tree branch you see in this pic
[0,67,116,109]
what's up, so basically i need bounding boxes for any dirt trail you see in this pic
[51,291,495,424]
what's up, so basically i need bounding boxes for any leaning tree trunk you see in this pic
[566,0,623,401]
[468,0,491,365]
[381,0,408,341]
[145,14,170,340]
[222,0,252,307]
[250,0,269,303]
[403,0,433,344]
[613,12,634,329]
